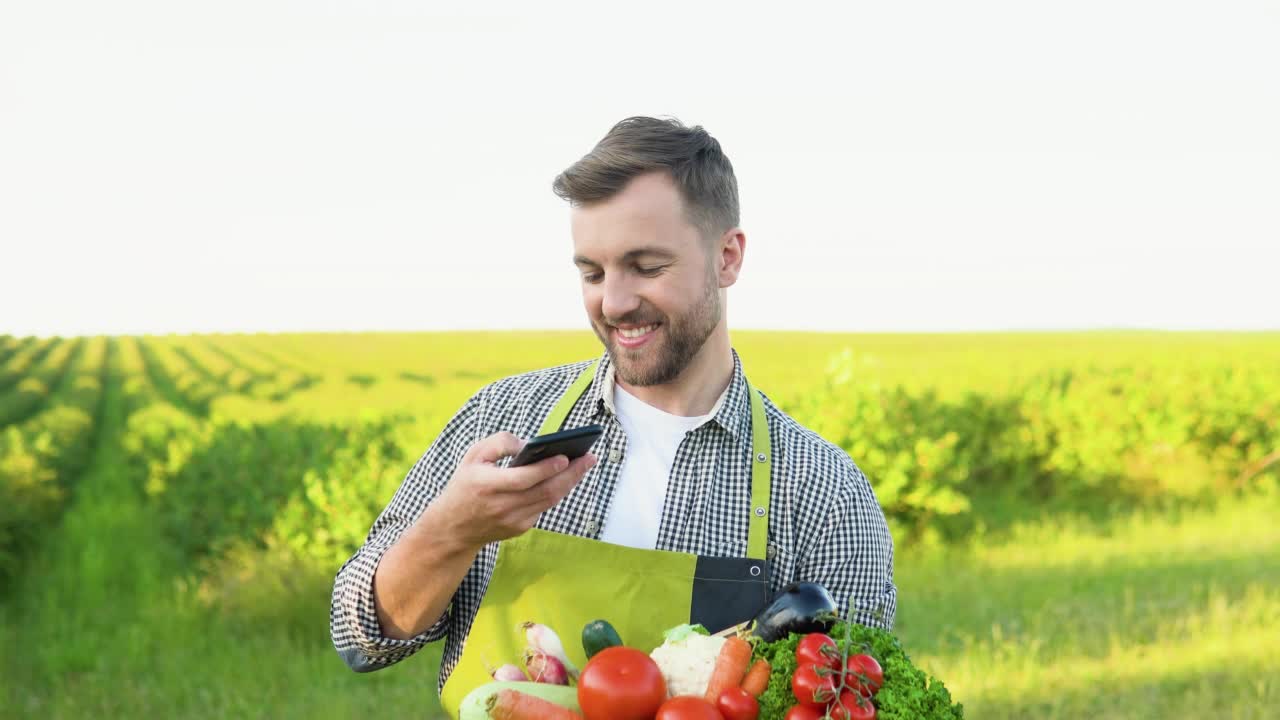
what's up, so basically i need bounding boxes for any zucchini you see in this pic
[458,681,579,720]
[581,619,623,659]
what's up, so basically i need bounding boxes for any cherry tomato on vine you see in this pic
[843,654,884,697]
[829,689,877,720]
[791,664,837,708]
[795,633,840,671]
[783,705,824,720]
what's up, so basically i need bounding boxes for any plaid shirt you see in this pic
[330,348,897,693]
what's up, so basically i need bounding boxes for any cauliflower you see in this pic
[649,628,726,699]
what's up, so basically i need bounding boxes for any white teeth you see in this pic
[618,324,657,339]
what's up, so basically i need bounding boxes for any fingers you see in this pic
[464,431,596,504]
[465,431,525,464]
[501,454,572,491]
[515,453,597,509]
[479,453,598,541]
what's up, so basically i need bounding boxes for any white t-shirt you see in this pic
[598,385,712,549]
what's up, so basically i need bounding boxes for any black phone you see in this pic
[507,424,605,468]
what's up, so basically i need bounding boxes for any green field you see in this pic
[1,331,1277,719]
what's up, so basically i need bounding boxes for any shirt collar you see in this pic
[586,348,753,442]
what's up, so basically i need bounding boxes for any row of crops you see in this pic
[0,335,107,584]
[0,332,330,587]
[2,331,1278,593]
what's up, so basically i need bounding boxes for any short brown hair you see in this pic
[552,116,740,240]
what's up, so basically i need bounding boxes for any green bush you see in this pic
[788,350,1280,545]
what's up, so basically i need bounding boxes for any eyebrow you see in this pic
[573,246,677,267]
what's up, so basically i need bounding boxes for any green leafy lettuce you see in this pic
[753,621,963,720]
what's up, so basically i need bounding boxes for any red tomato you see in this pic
[577,646,667,720]
[829,689,877,720]
[843,654,885,697]
[783,705,824,720]
[716,687,759,720]
[655,695,725,720]
[795,633,840,670]
[790,664,837,708]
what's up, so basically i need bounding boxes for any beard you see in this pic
[594,276,722,387]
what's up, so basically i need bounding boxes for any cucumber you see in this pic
[458,681,579,720]
[581,619,623,659]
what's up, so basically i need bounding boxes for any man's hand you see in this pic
[373,431,596,640]
[429,431,598,553]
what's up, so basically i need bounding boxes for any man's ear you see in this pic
[716,228,746,288]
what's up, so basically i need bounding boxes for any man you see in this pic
[330,117,896,710]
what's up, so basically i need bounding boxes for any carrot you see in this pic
[704,635,753,704]
[485,689,583,720]
[740,658,771,697]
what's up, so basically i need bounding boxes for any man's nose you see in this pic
[600,275,641,322]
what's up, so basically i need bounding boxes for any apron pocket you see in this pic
[690,556,771,633]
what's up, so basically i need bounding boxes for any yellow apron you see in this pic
[438,362,774,718]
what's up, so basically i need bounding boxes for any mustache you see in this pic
[602,313,664,327]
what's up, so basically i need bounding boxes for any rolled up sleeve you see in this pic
[330,391,483,672]
[799,464,898,631]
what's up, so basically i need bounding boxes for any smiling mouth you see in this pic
[616,323,659,339]
[609,322,662,348]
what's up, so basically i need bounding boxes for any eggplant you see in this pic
[751,582,838,642]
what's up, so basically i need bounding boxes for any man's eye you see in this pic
[582,273,603,283]
[638,266,666,276]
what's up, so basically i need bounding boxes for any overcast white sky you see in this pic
[2,1,1276,337]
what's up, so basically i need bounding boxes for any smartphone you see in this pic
[507,424,605,468]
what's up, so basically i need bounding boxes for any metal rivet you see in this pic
[756,452,767,462]
[749,565,762,577]
[754,506,766,517]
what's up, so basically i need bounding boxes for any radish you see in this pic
[521,622,581,681]
[523,648,570,685]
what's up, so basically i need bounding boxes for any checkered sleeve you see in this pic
[330,390,484,672]
[799,461,898,631]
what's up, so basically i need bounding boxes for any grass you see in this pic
[4,490,1274,718]
[895,494,1280,719]
[2,331,1278,718]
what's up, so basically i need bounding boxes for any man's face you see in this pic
[571,172,723,387]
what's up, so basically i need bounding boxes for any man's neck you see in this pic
[614,331,734,417]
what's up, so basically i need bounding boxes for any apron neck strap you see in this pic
[746,380,771,561]
[538,360,600,436]
[541,359,772,561]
